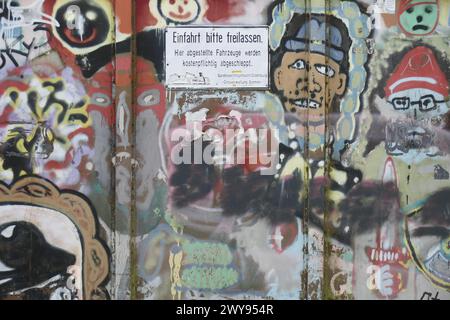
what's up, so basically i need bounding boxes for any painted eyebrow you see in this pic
[411,226,450,238]
[314,63,334,68]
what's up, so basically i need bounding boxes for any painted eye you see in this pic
[425,5,433,14]
[392,97,410,110]
[394,100,403,108]
[64,6,79,21]
[406,7,414,14]
[315,64,335,77]
[86,10,98,20]
[169,0,175,4]
[1,225,15,239]
[289,59,306,70]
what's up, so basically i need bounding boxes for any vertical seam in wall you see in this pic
[129,0,139,300]
[322,0,333,300]
[110,0,118,300]
[301,0,311,301]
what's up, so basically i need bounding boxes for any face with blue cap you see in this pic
[274,15,349,126]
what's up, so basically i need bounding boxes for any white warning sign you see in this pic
[165,26,269,89]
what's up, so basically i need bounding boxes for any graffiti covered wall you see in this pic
[0,0,129,300]
[0,0,450,300]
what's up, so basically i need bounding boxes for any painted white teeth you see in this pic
[309,101,319,109]
[294,99,308,108]
[293,99,320,109]
[372,249,402,262]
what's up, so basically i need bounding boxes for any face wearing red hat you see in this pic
[384,46,449,121]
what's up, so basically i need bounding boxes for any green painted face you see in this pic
[399,4,439,35]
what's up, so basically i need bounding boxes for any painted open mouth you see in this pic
[63,26,98,45]
[169,11,192,20]
[412,24,429,31]
[290,98,321,109]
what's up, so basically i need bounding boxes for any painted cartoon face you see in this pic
[407,216,450,287]
[274,51,347,125]
[158,0,201,24]
[405,187,450,289]
[52,0,114,55]
[384,46,449,126]
[55,0,110,48]
[399,2,439,36]
[0,206,83,300]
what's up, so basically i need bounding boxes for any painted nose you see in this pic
[309,77,322,93]
[178,5,184,14]
[416,15,423,23]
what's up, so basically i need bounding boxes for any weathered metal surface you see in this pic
[0,0,449,300]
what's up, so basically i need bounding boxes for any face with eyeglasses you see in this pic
[388,88,449,124]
